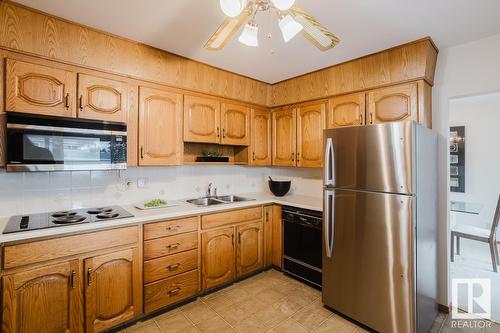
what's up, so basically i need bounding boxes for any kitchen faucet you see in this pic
[206,182,217,197]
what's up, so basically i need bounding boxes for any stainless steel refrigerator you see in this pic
[322,121,438,333]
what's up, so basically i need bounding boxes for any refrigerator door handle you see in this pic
[324,189,335,258]
[324,137,335,186]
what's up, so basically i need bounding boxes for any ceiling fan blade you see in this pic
[204,5,252,51]
[289,6,340,51]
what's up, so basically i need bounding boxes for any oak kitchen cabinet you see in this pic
[1,226,141,333]
[84,248,141,333]
[272,101,326,168]
[138,86,183,166]
[250,108,272,166]
[367,82,418,125]
[184,94,250,146]
[327,92,366,128]
[2,260,82,333]
[272,107,297,167]
[201,207,263,290]
[77,73,129,122]
[6,59,77,117]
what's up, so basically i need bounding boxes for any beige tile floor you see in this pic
[121,269,500,333]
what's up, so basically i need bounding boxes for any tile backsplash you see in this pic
[0,166,322,217]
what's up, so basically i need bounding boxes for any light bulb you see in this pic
[271,0,296,11]
[219,0,247,17]
[279,14,303,42]
[238,21,259,46]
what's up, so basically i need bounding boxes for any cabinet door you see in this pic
[77,74,128,122]
[263,206,273,267]
[220,103,250,145]
[328,93,365,128]
[183,95,220,143]
[250,109,271,166]
[84,248,141,333]
[272,108,297,166]
[237,221,263,277]
[201,227,235,290]
[6,59,76,117]
[139,86,183,166]
[296,102,326,168]
[367,83,418,125]
[2,260,82,333]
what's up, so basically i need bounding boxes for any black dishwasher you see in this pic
[282,205,322,287]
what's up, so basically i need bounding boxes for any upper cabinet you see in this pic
[6,59,76,117]
[139,86,183,166]
[77,74,128,122]
[250,109,272,166]
[183,95,221,144]
[296,102,326,168]
[272,108,296,167]
[367,82,418,125]
[328,92,365,128]
[220,103,250,146]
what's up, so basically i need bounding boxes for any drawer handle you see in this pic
[370,112,374,124]
[65,93,70,109]
[167,263,181,271]
[166,225,181,231]
[168,287,181,296]
[216,127,220,138]
[79,94,83,111]
[166,242,181,250]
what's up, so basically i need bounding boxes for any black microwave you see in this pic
[6,113,127,172]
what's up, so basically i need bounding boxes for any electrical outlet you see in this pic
[137,178,147,188]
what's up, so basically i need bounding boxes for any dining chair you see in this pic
[450,194,500,272]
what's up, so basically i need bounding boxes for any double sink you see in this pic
[186,195,254,206]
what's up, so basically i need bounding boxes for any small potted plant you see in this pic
[195,150,229,163]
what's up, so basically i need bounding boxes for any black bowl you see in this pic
[268,180,291,197]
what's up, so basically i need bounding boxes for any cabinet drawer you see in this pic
[3,226,138,269]
[144,269,199,313]
[144,249,198,284]
[144,232,198,260]
[144,216,198,240]
[201,206,262,230]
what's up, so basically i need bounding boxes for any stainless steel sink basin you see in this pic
[186,197,223,206]
[215,195,255,203]
[186,195,254,206]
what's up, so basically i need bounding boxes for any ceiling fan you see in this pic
[205,0,340,51]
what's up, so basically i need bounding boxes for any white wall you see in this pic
[449,93,500,228]
[0,166,322,217]
[433,33,500,305]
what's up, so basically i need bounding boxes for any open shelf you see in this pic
[183,143,249,165]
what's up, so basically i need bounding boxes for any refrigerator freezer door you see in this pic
[322,189,414,333]
[323,121,414,194]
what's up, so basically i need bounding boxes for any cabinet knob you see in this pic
[222,128,226,138]
[140,146,144,160]
[216,127,220,138]
[370,113,374,124]
[296,152,300,163]
[70,270,77,289]
[87,268,92,286]
[252,152,256,161]
[166,225,180,231]
[78,95,83,111]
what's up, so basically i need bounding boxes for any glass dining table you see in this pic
[450,200,482,227]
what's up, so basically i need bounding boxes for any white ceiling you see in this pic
[15,0,500,83]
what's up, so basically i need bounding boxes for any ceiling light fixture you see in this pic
[219,0,248,18]
[206,0,339,51]
[238,20,259,46]
[278,14,303,42]
[270,0,295,11]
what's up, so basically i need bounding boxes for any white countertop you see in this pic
[0,192,322,244]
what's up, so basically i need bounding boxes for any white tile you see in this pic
[24,172,49,190]
[23,190,50,214]
[49,172,72,189]
[71,171,91,188]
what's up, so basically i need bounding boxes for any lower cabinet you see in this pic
[85,248,141,333]
[201,227,236,290]
[1,247,141,333]
[201,219,263,290]
[2,260,82,333]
